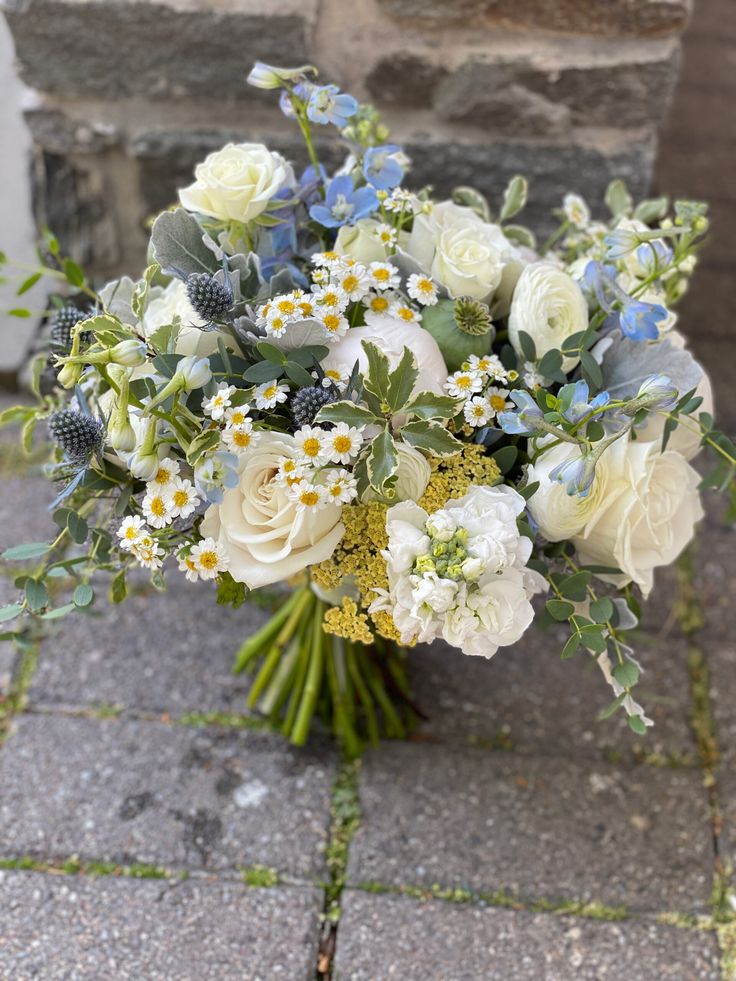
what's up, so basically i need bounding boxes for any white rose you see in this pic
[200,433,345,588]
[143,280,235,359]
[334,219,406,265]
[528,435,703,596]
[178,143,294,223]
[406,201,518,302]
[362,442,432,504]
[328,314,448,396]
[508,261,588,371]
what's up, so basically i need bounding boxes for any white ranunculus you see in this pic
[528,435,703,596]
[361,443,431,504]
[328,314,448,396]
[406,201,518,302]
[178,143,294,224]
[143,280,234,359]
[334,219,406,265]
[200,433,345,588]
[508,261,589,371]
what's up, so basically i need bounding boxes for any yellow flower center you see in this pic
[124,527,139,540]
[322,291,340,307]
[418,278,433,293]
[277,299,296,314]
[232,430,251,448]
[456,376,472,390]
[328,485,342,497]
[230,410,246,425]
[342,274,359,293]
[373,268,390,282]
[150,497,166,517]
[490,394,507,412]
[199,550,219,570]
[302,437,321,458]
[299,489,320,507]
[397,307,414,321]
[333,435,352,454]
[154,467,171,484]
[322,313,342,333]
[370,296,389,313]
[299,301,314,317]
[173,490,189,507]
[263,385,278,399]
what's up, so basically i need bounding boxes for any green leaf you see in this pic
[547,598,575,621]
[20,415,37,455]
[401,421,463,458]
[17,272,42,295]
[387,347,419,414]
[500,175,528,222]
[613,660,640,689]
[598,691,627,721]
[561,331,588,355]
[150,208,219,277]
[288,345,329,367]
[131,263,160,321]
[0,404,35,428]
[255,341,287,365]
[284,361,315,387]
[452,185,492,221]
[519,480,540,500]
[315,401,378,428]
[63,257,86,287]
[578,624,608,654]
[110,569,127,604]
[243,361,283,384]
[362,341,391,404]
[403,391,461,421]
[628,715,648,736]
[73,583,94,608]
[2,542,51,561]
[633,196,669,224]
[66,512,88,545]
[503,224,536,249]
[590,597,614,624]
[8,308,31,318]
[366,428,399,497]
[537,349,564,380]
[25,579,48,612]
[605,179,633,218]
[492,446,518,475]
[558,570,591,601]
[580,350,603,390]
[186,428,221,467]
[40,603,77,620]
[516,330,536,362]
[560,633,581,660]
[0,604,24,623]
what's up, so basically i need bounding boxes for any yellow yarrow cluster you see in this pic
[314,444,501,644]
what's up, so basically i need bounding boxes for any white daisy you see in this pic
[117,515,147,551]
[254,381,289,410]
[310,250,342,269]
[224,405,250,427]
[445,370,483,398]
[324,468,358,505]
[130,534,164,570]
[463,396,493,427]
[264,313,289,338]
[406,273,439,306]
[313,361,350,391]
[365,292,393,316]
[464,354,507,382]
[274,456,311,488]
[189,537,230,580]
[142,489,174,529]
[202,383,236,421]
[563,193,591,229]
[383,188,416,213]
[318,310,350,340]
[522,362,547,390]
[389,301,421,324]
[373,223,397,248]
[323,422,363,465]
[336,264,371,302]
[177,552,200,583]
[271,293,300,319]
[149,457,180,490]
[222,420,260,454]
[287,478,328,513]
[166,477,200,519]
[368,262,400,292]
[311,267,330,286]
[486,387,512,417]
[294,425,328,464]
[312,284,348,312]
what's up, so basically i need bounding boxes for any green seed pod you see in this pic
[420,298,494,371]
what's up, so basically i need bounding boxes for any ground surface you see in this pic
[0,398,734,981]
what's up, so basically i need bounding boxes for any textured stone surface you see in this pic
[0,715,334,877]
[374,0,691,37]
[30,579,274,715]
[0,871,321,980]
[432,40,680,132]
[334,891,720,981]
[4,0,317,100]
[348,742,712,911]
[0,471,56,552]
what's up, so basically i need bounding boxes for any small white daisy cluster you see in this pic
[273,421,366,513]
[178,538,230,582]
[381,188,428,215]
[443,354,517,428]
[203,383,263,453]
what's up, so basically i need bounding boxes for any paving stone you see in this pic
[0,471,56,553]
[347,742,712,912]
[334,891,720,981]
[409,624,696,763]
[30,578,276,716]
[0,714,334,877]
[0,871,321,980]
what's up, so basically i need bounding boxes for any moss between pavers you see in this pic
[174,710,270,732]
[0,639,38,742]
[0,855,175,880]
[240,864,280,888]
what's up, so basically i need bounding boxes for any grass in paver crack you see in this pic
[0,856,175,879]
[0,639,38,740]
[175,710,270,732]
[240,864,280,887]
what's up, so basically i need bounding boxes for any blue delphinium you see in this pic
[309,175,378,228]
[583,261,668,342]
[636,374,678,410]
[363,144,404,190]
[619,298,667,341]
[550,454,596,497]
[194,451,239,504]
[498,391,545,436]
[560,380,610,425]
[307,85,358,127]
[634,240,672,276]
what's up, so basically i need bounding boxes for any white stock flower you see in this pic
[178,143,293,223]
[508,261,589,371]
[527,435,704,596]
[200,433,345,589]
[406,201,518,302]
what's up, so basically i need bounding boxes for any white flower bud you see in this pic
[109,339,147,367]
[177,355,212,391]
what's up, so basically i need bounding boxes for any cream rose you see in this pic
[143,280,234,359]
[527,435,703,596]
[328,314,448,396]
[200,433,345,589]
[406,201,518,302]
[178,143,293,223]
[335,219,407,265]
[508,261,589,371]
[362,443,431,504]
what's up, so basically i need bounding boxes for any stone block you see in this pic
[334,892,720,980]
[347,742,713,911]
[0,715,334,877]
[0,871,321,980]
[433,39,680,132]
[374,0,691,38]
[3,0,317,100]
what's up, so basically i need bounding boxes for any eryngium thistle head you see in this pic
[290,385,336,428]
[185,274,233,321]
[453,297,494,337]
[49,306,91,352]
[48,409,104,464]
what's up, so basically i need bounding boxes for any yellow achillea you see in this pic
[323,597,374,644]
[313,444,501,643]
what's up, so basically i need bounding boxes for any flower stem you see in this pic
[291,599,325,746]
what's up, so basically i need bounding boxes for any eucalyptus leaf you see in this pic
[151,208,219,277]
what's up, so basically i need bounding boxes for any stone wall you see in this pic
[2,0,688,281]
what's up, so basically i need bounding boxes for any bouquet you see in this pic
[2,61,733,756]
